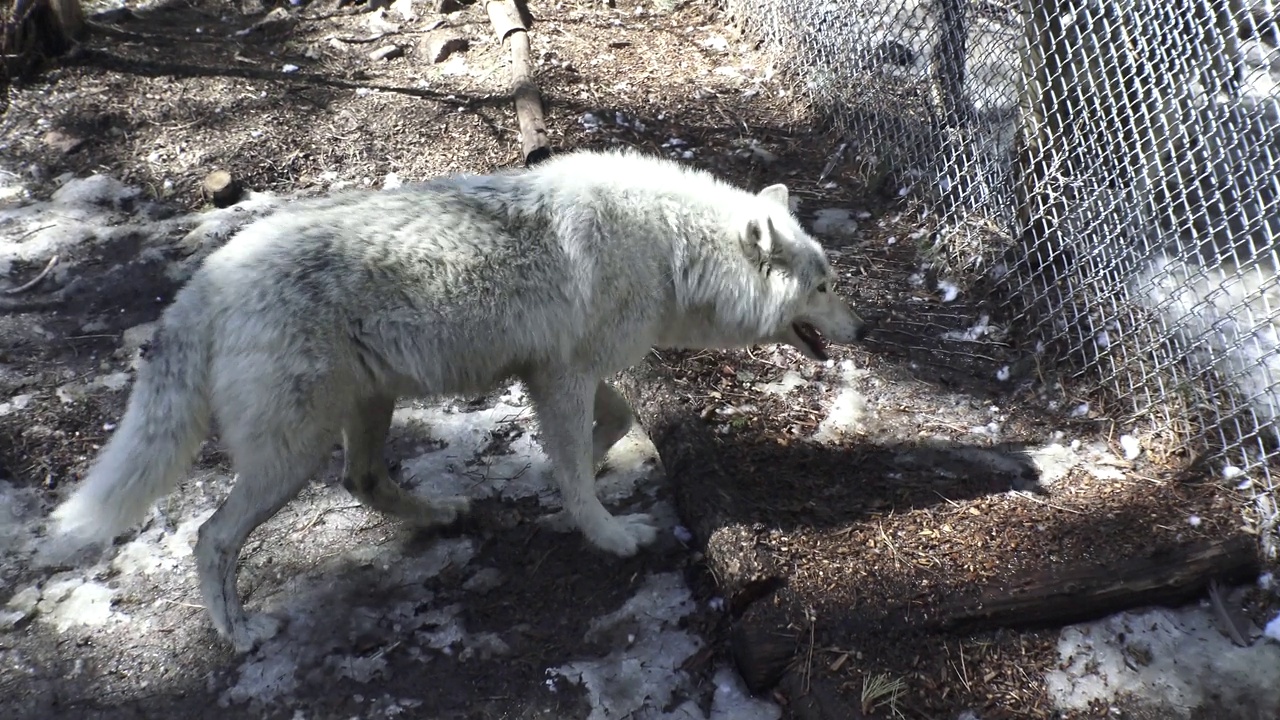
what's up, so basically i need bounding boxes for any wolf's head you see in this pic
[740,184,870,361]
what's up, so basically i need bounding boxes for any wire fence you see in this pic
[723,0,1280,554]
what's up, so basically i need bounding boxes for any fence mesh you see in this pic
[722,0,1280,554]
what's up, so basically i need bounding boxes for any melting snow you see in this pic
[814,361,867,443]
[550,572,710,720]
[1048,607,1280,717]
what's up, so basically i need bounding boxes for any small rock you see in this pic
[368,44,403,62]
[0,609,27,631]
[201,170,242,208]
[5,586,40,617]
[388,0,417,20]
[431,0,463,12]
[56,383,85,404]
[423,29,469,64]
[81,318,111,334]
[43,130,85,155]
[238,6,296,38]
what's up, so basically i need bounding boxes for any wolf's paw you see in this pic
[407,495,470,528]
[230,613,283,654]
[588,513,659,557]
[431,496,471,525]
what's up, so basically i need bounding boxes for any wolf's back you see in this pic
[50,284,214,546]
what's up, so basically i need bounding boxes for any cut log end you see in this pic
[730,617,796,695]
[201,170,243,208]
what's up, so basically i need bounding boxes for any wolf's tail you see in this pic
[50,284,213,547]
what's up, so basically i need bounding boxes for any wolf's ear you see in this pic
[741,217,783,273]
[758,184,790,208]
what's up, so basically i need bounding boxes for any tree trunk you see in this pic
[3,0,86,83]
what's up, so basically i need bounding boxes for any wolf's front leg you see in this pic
[527,372,658,557]
[592,380,636,472]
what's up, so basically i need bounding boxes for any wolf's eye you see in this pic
[817,283,829,293]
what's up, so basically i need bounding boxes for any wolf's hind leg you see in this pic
[195,423,330,653]
[592,381,635,473]
[341,394,469,527]
[527,372,657,557]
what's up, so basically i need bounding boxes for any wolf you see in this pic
[49,149,870,652]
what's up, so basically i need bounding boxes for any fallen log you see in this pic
[615,354,805,699]
[484,0,550,166]
[613,353,785,605]
[933,535,1261,633]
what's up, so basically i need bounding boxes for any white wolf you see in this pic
[49,149,869,652]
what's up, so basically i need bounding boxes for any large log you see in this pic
[613,354,785,604]
[933,535,1261,633]
[614,353,1263,716]
[485,0,550,166]
[615,355,804,700]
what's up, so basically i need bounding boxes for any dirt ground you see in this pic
[1,0,1278,718]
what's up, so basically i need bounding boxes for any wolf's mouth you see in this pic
[793,322,828,361]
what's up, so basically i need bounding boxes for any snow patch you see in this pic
[710,665,780,719]
[1265,612,1280,641]
[942,314,991,342]
[759,370,806,396]
[1048,606,1280,718]
[111,510,209,577]
[37,576,120,632]
[811,208,857,237]
[1119,434,1141,461]
[397,383,658,511]
[814,361,868,443]
[0,585,41,629]
[222,538,476,705]
[0,393,33,417]
[550,572,703,720]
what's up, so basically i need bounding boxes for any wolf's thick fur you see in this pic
[50,149,868,652]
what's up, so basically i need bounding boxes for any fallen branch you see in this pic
[484,0,549,166]
[5,253,58,294]
[932,535,1261,633]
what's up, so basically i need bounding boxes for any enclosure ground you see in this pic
[1,1,1277,719]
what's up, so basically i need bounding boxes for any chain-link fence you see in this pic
[723,0,1280,553]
